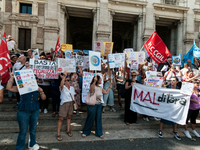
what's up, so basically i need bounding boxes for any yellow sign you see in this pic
[101,42,114,56]
[61,44,73,52]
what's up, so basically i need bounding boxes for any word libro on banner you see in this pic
[144,31,171,64]
[29,59,58,79]
[130,83,190,125]
[56,58,76,73]
[89,51,101,71]
[14,69,39,95]
[82,72,103,103]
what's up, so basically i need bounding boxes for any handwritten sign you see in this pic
[108,53,124,69]
[180,82,194,95]
[29,59,58,79]
[128,52,145,64]
[56,58,76,73]
[145,71,163,87]
[14,69,38,95]
[83,56,89,69]
[82,72,103,103]
[76,54,83,66]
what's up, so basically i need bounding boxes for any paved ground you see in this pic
[1,137,200,150]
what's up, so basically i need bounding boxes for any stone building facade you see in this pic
[0,0,200,55]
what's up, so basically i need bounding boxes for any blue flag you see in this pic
[183,40,196,64]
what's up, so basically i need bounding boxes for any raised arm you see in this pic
[0,88,3,103]
[90,76,97,93]
[60,71,67,91]
[102,82,113,94]
[6,72,18,92]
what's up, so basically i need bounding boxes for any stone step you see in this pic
[0,109,125,121]
[1,115,200,134]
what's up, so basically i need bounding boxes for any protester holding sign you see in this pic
[82,75,113,139]
[184,79,200,139]
[158,77,181,140]
[6,72,46,150]
[102,69,116,113]
[183,70,199,82]
[57,72,78,141]
[124,71,138,125]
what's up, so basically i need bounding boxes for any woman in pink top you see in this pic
[183,79,200,138]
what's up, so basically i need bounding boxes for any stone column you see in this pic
[59,5,66,44]
[92,9,97,49]
[170,27,175,55]
[96,0,111,42]
[137,15,143,51]
[133,23,137,51]
[32,1,37,16]
[177,20,183,54]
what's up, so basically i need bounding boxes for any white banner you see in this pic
[130,83,190,125]
[89,51,101,71]
[56,58,76,73]
[14,69,39,95]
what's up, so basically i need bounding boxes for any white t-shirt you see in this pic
[38,79,50,86]
[164,71,178,81]
[7,40,15,51]
[181,68,188,76]
[0,84,3,91]
[12,62,26,71]
[60,85,76,105]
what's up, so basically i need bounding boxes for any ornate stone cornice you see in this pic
[153,3,189,12]
[9,13,39,23]
[110,0,147,6]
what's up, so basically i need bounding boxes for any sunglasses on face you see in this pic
[195,82,200,84]
[131,75,136,77]
[65,80,71,82]
[171,80,176,82]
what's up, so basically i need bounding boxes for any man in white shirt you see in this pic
[6,35,17,51]
[12,56,26,71]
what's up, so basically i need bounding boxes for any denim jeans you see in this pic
[16,109,40,150]
[82,104,103,137]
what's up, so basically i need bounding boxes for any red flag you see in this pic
[54,36,61,58]
[144,31,171,64]
[0,32,11,84]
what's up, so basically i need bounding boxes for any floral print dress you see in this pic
[71,73,81,108]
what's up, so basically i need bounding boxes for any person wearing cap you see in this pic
[6,35,17,51]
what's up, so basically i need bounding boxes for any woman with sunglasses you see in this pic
[183,79,200,138]
[56,72,78,141]
[124,71,138,125]
[82,75,113,139]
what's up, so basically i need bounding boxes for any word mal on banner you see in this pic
[130,83,190,125]
[61,44,73,52]
[145,71,163,87]
[172,54,182,66]
[82,72,103,103]
[102,42,114,56]
[89,51,101,71]
[76,54,84,66]
[29,59,58,79]
[56,58,76,73]
[94,41,103,53]
[14,69,39,95]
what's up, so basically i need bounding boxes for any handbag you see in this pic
[69,92,77,110]
[85,90,96,106]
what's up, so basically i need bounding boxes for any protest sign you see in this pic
[180,82,194,95]
[144,31,171,64]
[137,52,145,64]
[124,48,133,54]
[102,42,113,56]
[29,59,58,79]
[33,49,39,59]
[172,54,182,66]
[128,52,145,64]
[130,83,190,125]
[65,50,72,59]
[83,56,89,69]
[89,51,101,71]
[76,54,83,66]
[108,53,124,69]
[145,71,163,87]
[82,72,103,103]
[56,58,76,73]
[94,41,103,53]
[131,60,138,70]
[108,54,115,68]
[14,69,39,95]
[61,44,73,52]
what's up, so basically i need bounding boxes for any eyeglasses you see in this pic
[171,80,176,82]
[131,75,136,77]
[195,82,200,84]
[65,80,71,82]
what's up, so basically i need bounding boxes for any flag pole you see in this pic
[139,45,144,52]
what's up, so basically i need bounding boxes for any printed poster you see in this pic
[180,82,194,96]
[89,51,101,71]
[172,54,182,66]
[124,48,133,54]
[56,58,76,73]
[65,50,72,59]
[29,59,58,79]
[145,71,163,87]
[108,53,124,69]
[108,54,115,69]
[14,69,39,95]
[102,42,114,56]
[131,60,138,70]
[128,52,145,64]
[76,54,84,66]
[94,41,103,53]
[33,49,39,59]
[83,56,89,69]
[61,44,73,52]
[82,72,103,103]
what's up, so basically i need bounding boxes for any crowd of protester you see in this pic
[0,35,200,150]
